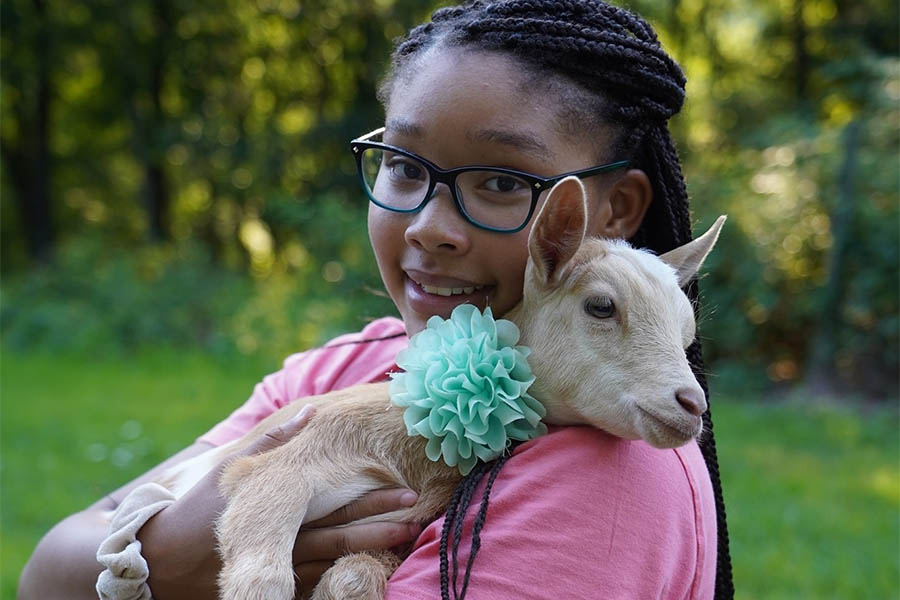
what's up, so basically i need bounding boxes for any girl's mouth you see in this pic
[404,274,493,317]
[415,282,486,297]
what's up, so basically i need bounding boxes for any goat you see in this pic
[157,177,725,600]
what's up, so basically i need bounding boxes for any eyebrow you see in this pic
[384,118,554,161]
[468,128,555,161]
[385,118,422,137]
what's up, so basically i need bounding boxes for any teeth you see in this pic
[419,283,484,296]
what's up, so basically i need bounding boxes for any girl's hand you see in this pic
[293,488,422,593]
[139,405,421,600]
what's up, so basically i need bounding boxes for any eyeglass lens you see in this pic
[359,147,533,230]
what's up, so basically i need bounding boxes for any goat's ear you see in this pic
[659,215,727,287]
[528,176,587,286]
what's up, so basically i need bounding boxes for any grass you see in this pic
[1,348,897,599]
[0,348,272,599]
[711,391,899,598]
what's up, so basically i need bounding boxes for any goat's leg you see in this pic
[310,551,401,600]
[216,454,314,600]
[307,476,459,599]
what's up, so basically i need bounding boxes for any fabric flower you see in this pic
[389,304,547,475]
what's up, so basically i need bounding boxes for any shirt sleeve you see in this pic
[385,427,717,600]
[198,317,407,446]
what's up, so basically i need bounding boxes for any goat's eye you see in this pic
[584,296,616,319]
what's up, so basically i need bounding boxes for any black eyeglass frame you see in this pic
[349,126,631,233]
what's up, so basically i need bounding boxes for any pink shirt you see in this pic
[199,317,408,446]
[200,317,717,599]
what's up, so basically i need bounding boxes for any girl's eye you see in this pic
[387,159,425,181]
[584,296,616,319]
[483,174,526,193]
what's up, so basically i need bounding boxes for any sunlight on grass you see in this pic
[867,467,900,504]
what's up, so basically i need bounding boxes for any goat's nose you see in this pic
[675,387,707,416]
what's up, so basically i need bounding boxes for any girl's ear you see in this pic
[659,215,727,287]
[528,176,587,286]
[593,169,653,240]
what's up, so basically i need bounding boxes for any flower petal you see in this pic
[390,304,547,475]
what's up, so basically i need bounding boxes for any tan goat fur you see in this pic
[158,177,725,600]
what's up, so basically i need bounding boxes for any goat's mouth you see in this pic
[636,404,701,445]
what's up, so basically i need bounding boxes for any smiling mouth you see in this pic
[408,276,487,297]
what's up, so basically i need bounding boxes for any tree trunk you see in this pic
[793,0,810,101]
[143,0,172,242]
[804,119,861,392]
[2,0,55,262]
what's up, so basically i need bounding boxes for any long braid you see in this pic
[384,1,734,597]
[689,340,735,598]
[439,446,515,600]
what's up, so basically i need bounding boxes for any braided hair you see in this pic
[379,2,734,598]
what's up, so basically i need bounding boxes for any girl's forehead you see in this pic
[388,49,536,117]
[384,48,599,163]
[385,115,556,163]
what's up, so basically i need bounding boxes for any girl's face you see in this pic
[369,48,626,334]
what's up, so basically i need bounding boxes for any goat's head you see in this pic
[506,177,725,449]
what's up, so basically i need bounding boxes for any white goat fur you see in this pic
[159,177,725,600]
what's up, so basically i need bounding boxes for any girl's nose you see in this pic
[404,184,471,254]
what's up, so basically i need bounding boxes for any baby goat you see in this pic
[157,177,724,599]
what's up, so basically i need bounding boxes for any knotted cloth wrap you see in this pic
[96,482,177,600]
[389,304,547,475]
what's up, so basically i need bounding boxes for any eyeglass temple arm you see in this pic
[353,126,386,143]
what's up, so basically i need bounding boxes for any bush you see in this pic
[0,234,397,363]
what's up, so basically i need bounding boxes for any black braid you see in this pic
[439,460,486,599]
[440,447,515,600]
[439,465,471,600]
[384,1,733,597]
[458,452,508,598]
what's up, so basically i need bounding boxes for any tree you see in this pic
[1,0,55,262]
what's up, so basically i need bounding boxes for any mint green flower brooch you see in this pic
[389,304,547,475]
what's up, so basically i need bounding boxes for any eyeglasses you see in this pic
[349,127,630,233]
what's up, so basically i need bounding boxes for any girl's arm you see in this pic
[19,428,420,600]
[18,442,211,600]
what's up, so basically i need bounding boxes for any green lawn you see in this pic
[2,349,897,599]
[712,394,899,598]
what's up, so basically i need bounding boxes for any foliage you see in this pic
[2,0,898,396]
[2,349,897,598]
[0,230,397,364]
[626,0,900,396]
[692,103,900,396]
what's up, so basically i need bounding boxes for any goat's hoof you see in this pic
[310,552,397,600]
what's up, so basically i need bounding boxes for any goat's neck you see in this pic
[499,298,540,355]
[502,301,525,326]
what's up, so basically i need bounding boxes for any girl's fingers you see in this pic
[305,488,418,528]
[239,404,316,457]
[293,520,423,563]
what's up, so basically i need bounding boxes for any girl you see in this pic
[19,1,733,598]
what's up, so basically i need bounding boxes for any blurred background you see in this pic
[1,0,897,598]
